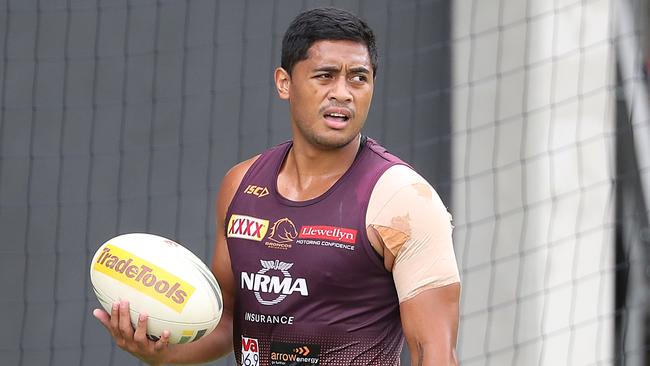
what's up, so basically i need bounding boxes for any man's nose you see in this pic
[328,77,353,103]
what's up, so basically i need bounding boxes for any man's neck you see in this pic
[277,135,362,201]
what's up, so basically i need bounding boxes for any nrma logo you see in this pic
[241,260,308,306]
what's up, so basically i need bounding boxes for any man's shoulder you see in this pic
[363,137,409,166]
[228,155,261,177]
[373,165,430,196]
[367,164,449,221]
[224,141,290,184]
[219,155,260,203]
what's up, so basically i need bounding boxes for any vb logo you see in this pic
[242,336,259,366]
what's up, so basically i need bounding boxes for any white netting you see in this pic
[451,0,618,365]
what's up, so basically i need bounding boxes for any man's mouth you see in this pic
[322,107,352,124]
[324,112,350,122]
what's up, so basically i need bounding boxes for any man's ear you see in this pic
[274,67,290,100]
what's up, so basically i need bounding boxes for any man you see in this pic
[94,7,460,366]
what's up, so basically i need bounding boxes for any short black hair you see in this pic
[281,7,378,77]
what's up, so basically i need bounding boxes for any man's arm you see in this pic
[93,157,257,365]
[400,283,460,366]
[366,165,461,365]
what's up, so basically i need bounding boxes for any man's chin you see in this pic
[311,133,359,150]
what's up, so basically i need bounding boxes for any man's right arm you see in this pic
[93,157,258,365]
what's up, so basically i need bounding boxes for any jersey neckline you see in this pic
[272,137,368,207]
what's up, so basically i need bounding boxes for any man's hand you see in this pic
[93,300,171,366]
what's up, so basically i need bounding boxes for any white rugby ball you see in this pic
[90,233,222,344]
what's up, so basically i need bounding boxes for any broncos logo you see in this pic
[267,218,298,243]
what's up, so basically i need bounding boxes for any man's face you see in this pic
[277,40,374,150]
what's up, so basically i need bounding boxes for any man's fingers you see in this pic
[154,330,171,352]
[133,313,149,344]
[109,301,120,336]
[95,301,169,364]
[94,299,169,363]
[93,308,111,330]
[117,300,135,340]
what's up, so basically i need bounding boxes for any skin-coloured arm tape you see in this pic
[366,165,460,303]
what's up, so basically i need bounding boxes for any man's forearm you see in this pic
[409,341,458,366]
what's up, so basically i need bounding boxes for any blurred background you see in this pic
[0,0,643,365]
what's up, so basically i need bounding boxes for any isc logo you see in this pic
[242,336,259,366]
[228,215,269,242]
[244,185,269,198]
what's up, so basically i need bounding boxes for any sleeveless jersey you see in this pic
[226,138,406,366]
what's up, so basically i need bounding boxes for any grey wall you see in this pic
[0,1,451,365]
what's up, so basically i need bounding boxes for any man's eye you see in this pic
[316,73,332,79]
[351,75,367,82]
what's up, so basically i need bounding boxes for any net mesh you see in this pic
[452,0,619,365]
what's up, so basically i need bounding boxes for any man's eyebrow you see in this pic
[349,66,370,74]
[313,65,341,73]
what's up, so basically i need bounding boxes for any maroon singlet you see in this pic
[226,137,406,366]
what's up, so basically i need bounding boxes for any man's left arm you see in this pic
[400,283,460,366]
[366,165,461,365]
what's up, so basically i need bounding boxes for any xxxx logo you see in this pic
[227,215,269,242]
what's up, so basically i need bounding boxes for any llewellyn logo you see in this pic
[241,260,308,306]
[93,244,195,313]
[228,215,269,242]
[298,225,357,244]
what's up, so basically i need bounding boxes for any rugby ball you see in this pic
[90,233,222,344]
